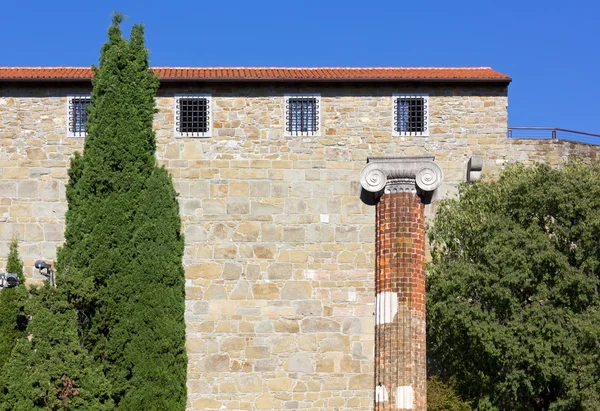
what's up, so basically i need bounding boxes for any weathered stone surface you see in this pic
[245,346,270,359]
[233,221,260,242]
[198,354,230,372]
[255,393,274,409]
[267,263,292,280]
[293,300,323,316]
[221,337,246,352]
[301,318,341,333]
[280,281,312,300]
[237,375,263,393]
[349,374,371,390]
[185,225,207,242]
[229,280,250,300]
[222,262,243,280]
[342,318,362,335]
[204,285,226,300]
[252,283,279,299]
[193,399,222,409]
[320,334,350,352]
[273,319,299,333]
[188,263,221,279]
[285,352,313,373]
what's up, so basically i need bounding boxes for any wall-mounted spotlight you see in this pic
[35,260,55,288]
[0,273,19,290]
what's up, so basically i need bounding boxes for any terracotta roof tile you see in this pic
[0,66,511,82]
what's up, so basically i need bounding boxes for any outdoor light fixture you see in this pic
[0,273,19,290]
[35,260,55,288]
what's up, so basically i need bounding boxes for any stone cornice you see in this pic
[359,156,443,204]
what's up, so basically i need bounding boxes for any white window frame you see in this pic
[66,95,92,137]
[392,94,429,137]
[284,93,321,137]
[174,94,212,138]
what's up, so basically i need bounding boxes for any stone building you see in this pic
[0,66,597,410]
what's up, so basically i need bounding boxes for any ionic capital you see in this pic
[359,156,443,204]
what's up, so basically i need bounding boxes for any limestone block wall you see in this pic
[0,81,598,410]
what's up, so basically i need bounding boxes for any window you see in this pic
[285,94,321,136]
[67,95,92,137]
[175,94,212,137]
[393,94,429,136]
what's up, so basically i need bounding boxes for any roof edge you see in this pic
[0,66,512,83]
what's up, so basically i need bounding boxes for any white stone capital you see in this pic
[359,156,443,204]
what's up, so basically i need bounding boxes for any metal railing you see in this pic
[508,127,600,145]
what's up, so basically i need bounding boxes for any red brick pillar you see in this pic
[360,157,442,411]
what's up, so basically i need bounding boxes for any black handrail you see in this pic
[508,127,600,144]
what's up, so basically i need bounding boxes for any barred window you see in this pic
[175,95,211,137]
[393,95,429,136]
[67,96,92,137]
[285,94,320,136]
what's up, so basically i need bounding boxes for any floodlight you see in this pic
[35,260,51,270]
[34,259,55,288]
[0,273,19,289]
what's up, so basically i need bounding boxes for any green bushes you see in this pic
[428,161,600,410]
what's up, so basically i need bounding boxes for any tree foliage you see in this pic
[0,239,27,372]
[427,376,472,411]
[0,286,113,410]
[427,161,600,410]
[56,13,187,409]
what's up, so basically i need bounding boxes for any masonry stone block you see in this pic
[285,352,313,373]
[280,281,312,300]
[301,318,341,333]
[267,263,292,280]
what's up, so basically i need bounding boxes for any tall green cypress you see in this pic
[0,239,27,372]
[57,13,187,409]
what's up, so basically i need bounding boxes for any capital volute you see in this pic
[359,156,443,204]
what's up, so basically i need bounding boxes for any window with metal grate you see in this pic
[67,96,92,137]
[285,94,321,136]
[393,95,429,136]
[175,95,212,137]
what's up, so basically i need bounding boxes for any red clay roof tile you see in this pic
[0,66,511,82]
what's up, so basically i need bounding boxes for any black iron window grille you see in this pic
[68,96,92,136]
[286,96,319,135]
[176,96,211,137]
[394,96,428,135]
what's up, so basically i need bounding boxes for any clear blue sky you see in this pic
[2,0,598,133]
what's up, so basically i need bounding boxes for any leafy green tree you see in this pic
[427,376,472,411]
[57,13,187,409]
[427,161,600,410]
[0,286,113,410]
[0,239,27,372]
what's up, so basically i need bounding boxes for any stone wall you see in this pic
[0,81,598,410]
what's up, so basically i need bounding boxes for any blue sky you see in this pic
[2,0,598,133]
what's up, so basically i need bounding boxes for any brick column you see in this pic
[360,157,442,411]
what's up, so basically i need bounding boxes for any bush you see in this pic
[428,161,600,409]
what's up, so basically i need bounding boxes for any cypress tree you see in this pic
[0,239,27,372]
[57,13,187,409]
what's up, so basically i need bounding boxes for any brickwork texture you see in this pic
[374,190,426,411]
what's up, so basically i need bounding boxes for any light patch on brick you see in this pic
[375,385,388,402]
[375,291,398,325]
[396,386,414,409]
